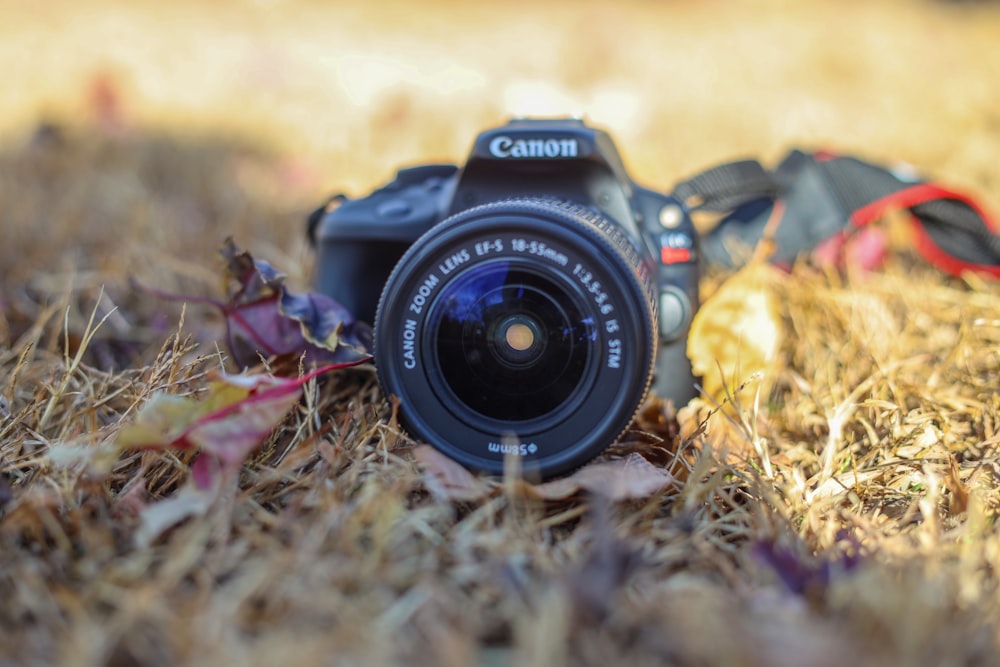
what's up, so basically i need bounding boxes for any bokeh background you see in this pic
[4,0,999,201]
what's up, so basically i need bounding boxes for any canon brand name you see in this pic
[488,135,580,159]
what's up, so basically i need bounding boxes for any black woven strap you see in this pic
[679,150,1000,277]
[673,159,779,212]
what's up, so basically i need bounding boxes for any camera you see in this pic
[309,118,699,478]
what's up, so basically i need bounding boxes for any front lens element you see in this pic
[428,261,594,422]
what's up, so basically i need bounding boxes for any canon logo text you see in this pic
[488,136,579,159]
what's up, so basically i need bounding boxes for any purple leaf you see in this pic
[134,238,372,367]
[219,238,372,367]
[117,357,371,494]
[752,535,862,597]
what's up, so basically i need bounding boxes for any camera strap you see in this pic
[675,150,1000,277]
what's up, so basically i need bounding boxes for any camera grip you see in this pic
[652,262,700,406]
[652,333,698,406]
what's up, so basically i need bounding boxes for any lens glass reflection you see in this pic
[429,261,595,422]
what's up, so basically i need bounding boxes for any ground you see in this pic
[2,0,1000,665]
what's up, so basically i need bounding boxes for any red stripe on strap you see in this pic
[850,182,1000,232]
[848,182,1000,277]
[909,220,1000,278]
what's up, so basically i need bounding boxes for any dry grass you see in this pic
[4,0,1000,665]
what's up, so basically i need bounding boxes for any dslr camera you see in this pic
[310,118,699,478]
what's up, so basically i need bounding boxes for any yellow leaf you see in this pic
[117,393,200,449]
[116,371,302,461]
[687,262,782,404]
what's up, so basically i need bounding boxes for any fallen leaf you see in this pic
[117,359,369,544]
[117,359,369,482]
[414,448,675,502]
[752,534,862,603]
[628,397,695,482]
[219,238,372,367]
[414,445,494,502]
[528,453,677,501]
[687,262,782,404]
[117,373,302,464]
[133,238,372,368]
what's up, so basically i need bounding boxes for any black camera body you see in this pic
[311,118,699,478]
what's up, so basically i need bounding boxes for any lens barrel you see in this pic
[374,199,657,478]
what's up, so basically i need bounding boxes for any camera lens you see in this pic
[374,199,656,478]
[429,262,592,421]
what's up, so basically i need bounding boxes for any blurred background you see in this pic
[4,0,999,192]
[2,0,999,337]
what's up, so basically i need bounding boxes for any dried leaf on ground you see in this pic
[117,360,368,483]
[564,502,645,625]
[530,453,677,500]
[414,445,494,502]
[414,448,676,502]
[116,360,367,543]
[687,262,782,404]
[752,535,863,601]
[628,397,696,482]
[220,238,373,367]
[135,239,372,368]
[118,372,304,471]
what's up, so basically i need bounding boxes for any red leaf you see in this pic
[133,238,372,368]
[218,238,372,367]
[117,359,370,472]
